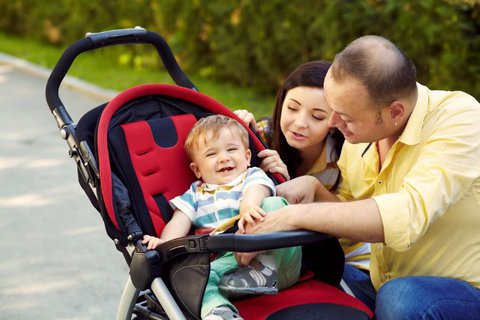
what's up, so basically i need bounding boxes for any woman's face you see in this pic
[280,86,332,155]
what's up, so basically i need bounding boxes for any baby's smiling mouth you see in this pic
[218,167,234,173]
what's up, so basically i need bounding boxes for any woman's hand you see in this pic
[234,109,260,132]
[258,149,290,180]
[275,176,320,204]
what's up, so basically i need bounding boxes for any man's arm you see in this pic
[247,198,385,243]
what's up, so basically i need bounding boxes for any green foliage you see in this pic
[0,0,479,102]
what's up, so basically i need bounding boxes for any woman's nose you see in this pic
[294,114,308,127]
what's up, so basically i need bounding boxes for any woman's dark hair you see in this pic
[271,60,344,179]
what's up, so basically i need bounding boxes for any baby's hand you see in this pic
[142,235,164,250]
[238,203,266,234]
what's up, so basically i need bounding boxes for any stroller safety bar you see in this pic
[130,230,332,291]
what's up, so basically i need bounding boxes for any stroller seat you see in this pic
[45,28,373,320]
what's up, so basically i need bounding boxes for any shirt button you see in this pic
[378,180,382,185]
[381,274,387,280]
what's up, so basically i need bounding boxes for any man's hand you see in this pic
[245,204,299,234]
[276,175,320,204]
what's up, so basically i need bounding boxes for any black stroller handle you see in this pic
[45,27,196,113]
[155,230,332,263]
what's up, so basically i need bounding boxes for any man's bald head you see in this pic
[330,35,417,108]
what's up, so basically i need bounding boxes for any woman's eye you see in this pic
[287,106,298,112]
[312,115,325,121]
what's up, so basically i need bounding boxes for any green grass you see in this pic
[0,32,275,117]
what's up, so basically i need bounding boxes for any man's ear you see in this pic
[190,162,202,179]
[388,101,405,123]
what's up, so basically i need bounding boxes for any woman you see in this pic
[235,60,371,294]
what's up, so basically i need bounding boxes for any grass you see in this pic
[0,31,275,117]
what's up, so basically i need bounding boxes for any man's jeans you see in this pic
[343,264,480,319]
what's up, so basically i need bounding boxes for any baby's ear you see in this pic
[190,162,202,179]
[245,148,252,163]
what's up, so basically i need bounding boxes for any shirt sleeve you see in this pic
[375,102,480,252]
[169,182,197,222]
[243,167,276,196]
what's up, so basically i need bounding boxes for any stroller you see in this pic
[45,27,373,320]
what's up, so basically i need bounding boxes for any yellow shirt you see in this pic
[307,135,371,270]
[336,83,480,290]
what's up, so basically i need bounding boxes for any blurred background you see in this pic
[0,1,479,318]
[0,0,479,116]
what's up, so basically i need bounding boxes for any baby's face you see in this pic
[190,128,251,185]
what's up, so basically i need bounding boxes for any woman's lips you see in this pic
[290,131,307,141]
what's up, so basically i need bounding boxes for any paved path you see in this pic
[0,56,129,319]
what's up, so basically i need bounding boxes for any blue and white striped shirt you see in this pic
[170,167,275,229]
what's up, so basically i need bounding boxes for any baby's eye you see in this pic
[227,147,238,152]
[206,152,216,157]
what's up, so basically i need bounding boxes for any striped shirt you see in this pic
[170,167,275,229]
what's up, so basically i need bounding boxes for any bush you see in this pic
[0,0,478,98]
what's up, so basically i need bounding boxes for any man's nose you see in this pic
[328,111,341,128]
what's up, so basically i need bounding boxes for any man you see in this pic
[249,35,480,318]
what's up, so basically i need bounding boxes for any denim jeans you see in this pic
[343,265,480,319]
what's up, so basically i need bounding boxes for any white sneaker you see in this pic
[204,306,243,320]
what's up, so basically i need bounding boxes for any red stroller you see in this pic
[45,27,373,320]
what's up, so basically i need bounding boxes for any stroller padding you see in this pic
[120,115,197,236]
[234,279,372,319]
[97,84,261,233]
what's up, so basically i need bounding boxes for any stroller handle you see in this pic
[45,27,196,114]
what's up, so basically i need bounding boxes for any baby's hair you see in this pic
[184,114,249,159]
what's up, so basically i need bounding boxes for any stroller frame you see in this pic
[46,27,373,320]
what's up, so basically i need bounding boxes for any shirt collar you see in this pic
[306,135,337,174]
[201,170,248,191]
[398,83,429,146]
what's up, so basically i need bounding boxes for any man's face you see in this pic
[324,71,389,144]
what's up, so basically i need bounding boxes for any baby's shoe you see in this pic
[219,260,278,297]
[204,306,243,320]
